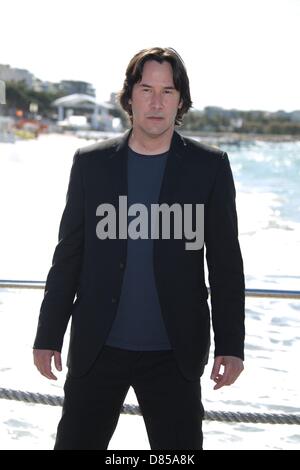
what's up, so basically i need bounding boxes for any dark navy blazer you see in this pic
[34,130,245,380]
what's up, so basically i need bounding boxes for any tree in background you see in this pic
[4,81,63,119]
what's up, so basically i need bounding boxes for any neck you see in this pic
[129,126,174,155]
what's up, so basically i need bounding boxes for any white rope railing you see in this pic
[0,387,299,425]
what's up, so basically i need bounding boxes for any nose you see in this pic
[150,91,163,110]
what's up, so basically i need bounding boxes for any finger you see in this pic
[54,352,62,372]
[213,365,239,390]
[39,369,58,380]
[35,359,58,380]
[39,357,57,380]
[214,380,225,390]
[38,360,57,380]
[213,372,231,390]
[210,357,223,380]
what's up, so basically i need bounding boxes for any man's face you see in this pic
[129,60,182,137]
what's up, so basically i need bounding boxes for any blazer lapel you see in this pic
[158,130,186,205]
[106,129,131,202]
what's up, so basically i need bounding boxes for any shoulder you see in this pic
[175,133,229,178]
[75,132,128,161]
[180,134,227,161]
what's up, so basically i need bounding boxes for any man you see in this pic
[33,47,245,450]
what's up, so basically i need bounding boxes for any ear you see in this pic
[128,98,132,105]
[178,99,183,110]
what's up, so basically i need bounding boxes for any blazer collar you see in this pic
[107,129,187,204]
[108,128,187,158]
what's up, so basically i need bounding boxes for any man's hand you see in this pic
[33,349,62,380]
[210,356,244,390]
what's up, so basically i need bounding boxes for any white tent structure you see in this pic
[52,93,116,130]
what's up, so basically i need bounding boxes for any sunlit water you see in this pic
[0,134,299,450]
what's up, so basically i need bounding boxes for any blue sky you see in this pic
[1,0,299,111]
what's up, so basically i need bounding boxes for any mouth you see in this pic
[146,116,164,121]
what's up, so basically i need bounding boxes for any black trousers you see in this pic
[54,345,204,450]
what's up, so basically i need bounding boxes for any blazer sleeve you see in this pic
[33,150,84,351]
[205,152,245,360]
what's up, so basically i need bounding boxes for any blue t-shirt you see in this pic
[105,147,172,350]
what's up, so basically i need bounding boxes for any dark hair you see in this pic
[118,47,192,126]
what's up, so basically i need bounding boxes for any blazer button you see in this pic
[119,262,125,270]
[111,297,118,303]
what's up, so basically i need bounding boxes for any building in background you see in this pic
[0,65,34,88]
[0,65,96,98]
[58,80,96,97]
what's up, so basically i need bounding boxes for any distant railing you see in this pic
[0,280,45,290]
[0,280,300,300]
[244,288,300,299]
